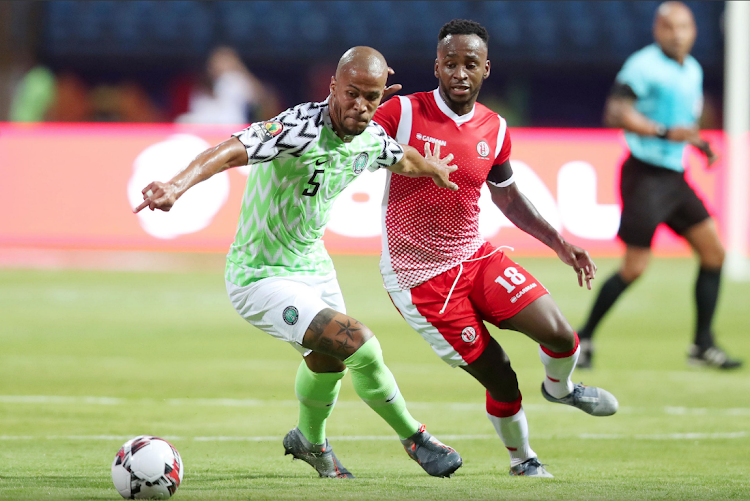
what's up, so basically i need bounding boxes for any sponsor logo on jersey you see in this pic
[509,283,537,304]
[461,326,477,343]
[283,306,299,325]
[416,132,447,147]
[476,140,490,158]
[251,121,284,143]
[352,152,369,174]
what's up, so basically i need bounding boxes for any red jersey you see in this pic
[374,89,513,291]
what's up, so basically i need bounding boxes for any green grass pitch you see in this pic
[0,256,748,500]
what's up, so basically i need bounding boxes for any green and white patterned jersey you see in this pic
[226,98,404,287]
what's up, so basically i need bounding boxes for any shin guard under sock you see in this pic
[694,267,721,349]
[295,361,347,444]
[540,334,580,399]
[486,392,536,466]
[345,337,420,440]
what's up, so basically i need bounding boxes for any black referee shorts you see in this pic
[618,155,710,248]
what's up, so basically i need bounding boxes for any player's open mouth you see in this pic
[450,86,470,95]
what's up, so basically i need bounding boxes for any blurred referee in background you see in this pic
[578,1,742,370]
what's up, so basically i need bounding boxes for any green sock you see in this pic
[344,337,420,440]
[294,361,347,445]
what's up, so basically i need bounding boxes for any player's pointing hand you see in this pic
[133,181,179,213]
[424,142,458,191]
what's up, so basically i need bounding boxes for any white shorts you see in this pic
[226,273,346,355]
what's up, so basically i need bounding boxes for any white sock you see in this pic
[539,345,579,398]
[486,408,536,467]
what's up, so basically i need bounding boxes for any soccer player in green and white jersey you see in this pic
[134,47,463,479]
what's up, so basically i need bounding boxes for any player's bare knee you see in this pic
[537,310,576,353]
[350,323,375,349]
[619,265,645,283]
[497,354,517,379]
[547,325,576,353]
[303,309,373,358]
[699,246,725,270]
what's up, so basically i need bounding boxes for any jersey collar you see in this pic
[432,88,475,126]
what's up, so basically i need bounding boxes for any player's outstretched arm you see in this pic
[387,143,458,191]
[489,180,597,289]
[604,95,717,165]
[134,137,248,213]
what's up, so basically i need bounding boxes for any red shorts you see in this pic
[388,243,549,367]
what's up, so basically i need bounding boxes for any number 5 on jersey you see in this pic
[303,169,325,197]
[495,266,526,293]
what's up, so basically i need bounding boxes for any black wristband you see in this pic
[655,124,669,139]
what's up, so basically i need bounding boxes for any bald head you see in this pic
[328,47,390,139]
[653,1,696,63]
[655,1,694,24]
[335,46,388,81]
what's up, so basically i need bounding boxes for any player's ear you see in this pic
[329,76,336,95]
[435,59,440,79]
[484,60,491,80]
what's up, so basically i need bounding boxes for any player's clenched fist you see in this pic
[133,181,179,213]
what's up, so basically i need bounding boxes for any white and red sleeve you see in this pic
[486,117,514,187]
[494,116,511,165]
[373,96,402,138]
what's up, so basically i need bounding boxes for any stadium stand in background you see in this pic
[1,1,725,127]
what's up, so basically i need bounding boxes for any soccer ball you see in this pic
[111,435,183,499]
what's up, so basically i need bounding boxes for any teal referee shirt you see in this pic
[616,43,703,172]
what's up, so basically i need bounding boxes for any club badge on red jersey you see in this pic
[461,326,477,343]
[476,140,490,158]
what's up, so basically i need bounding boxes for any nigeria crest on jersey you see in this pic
[283,306,299,325]
[352,152,369,174]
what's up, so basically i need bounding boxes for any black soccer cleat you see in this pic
[688,344,743,370]
[283,427,354,479]
[401,424,463,478]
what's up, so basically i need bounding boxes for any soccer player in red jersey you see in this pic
[373,19,619,477]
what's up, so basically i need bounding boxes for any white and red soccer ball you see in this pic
[111,436,183,499]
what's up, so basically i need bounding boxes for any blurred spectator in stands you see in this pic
[9,64,56,122]
[90,82,164,122]
[307,62,337,102]
[48,72,93,122]
[176,46,280,124]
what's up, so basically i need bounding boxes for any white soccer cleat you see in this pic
[541,382,618,416]
[509,458,554,477]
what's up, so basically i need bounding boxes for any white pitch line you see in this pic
[0,432,746,442]
[1,395,750,416]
